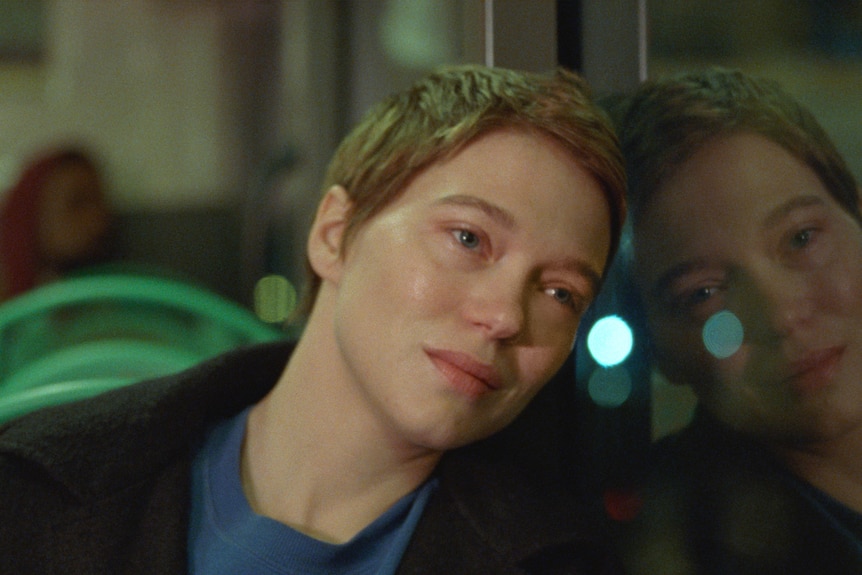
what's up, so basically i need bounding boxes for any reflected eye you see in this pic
[790,228,813,250]
[689,286,717,305]
[453,229,481,250]
[664,283,724,321]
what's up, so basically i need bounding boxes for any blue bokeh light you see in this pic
[702,310,744,359]
[587,365,633,408]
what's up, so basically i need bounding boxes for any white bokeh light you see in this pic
[587,315,634,367]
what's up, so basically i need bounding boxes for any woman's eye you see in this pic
[453,229,481,250]
[546,287,576,308]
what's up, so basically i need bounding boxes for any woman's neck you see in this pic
[239,329,441,543]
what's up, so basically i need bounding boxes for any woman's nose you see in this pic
[463,276,527,342]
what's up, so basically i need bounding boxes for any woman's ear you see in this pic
[307,185,351,284]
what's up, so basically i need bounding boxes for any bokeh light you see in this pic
[702,309,744,359]
[587,315,634,367]
[588,365,633,408]
[253,275,297,324]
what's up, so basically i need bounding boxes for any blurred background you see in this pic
[0,0,565,308]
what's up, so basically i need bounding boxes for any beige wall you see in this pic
[0,0,270,211]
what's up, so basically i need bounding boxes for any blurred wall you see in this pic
[0,0,281,301]
[0,0,274,210]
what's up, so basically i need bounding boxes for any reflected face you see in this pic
[325,129,611,452]
[634,132,862,444]
[38,162,111,266]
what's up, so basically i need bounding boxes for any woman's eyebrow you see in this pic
[433,194,516,229]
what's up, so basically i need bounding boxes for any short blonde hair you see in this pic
[300,64,626,316]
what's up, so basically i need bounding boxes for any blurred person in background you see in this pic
[0,146,114,302]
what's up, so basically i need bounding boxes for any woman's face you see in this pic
[38,161,111,267]
[313,128,611,452]
[634,132,862,446]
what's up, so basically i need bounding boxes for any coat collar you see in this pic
[409,447,619,573]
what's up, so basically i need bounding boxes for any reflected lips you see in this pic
[785,347,844,394]
[425,348,502,400]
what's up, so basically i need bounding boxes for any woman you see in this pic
[0,65,627,574]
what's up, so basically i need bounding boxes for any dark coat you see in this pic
[615,411,862,575]
[0,341,621,574]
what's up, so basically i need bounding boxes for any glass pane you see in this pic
[646,0,862,438]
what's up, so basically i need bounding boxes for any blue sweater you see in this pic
[188,407,437,574]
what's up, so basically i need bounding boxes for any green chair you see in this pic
[1,339,202,396]
[0,272,286,394]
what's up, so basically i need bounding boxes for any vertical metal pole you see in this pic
[637,0,648,81]
[484,0,495,66]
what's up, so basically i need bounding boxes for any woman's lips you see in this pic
[425,348,502,400]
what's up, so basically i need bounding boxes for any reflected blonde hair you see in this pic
[620,67,860,226]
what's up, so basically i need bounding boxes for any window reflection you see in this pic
[646,0,862,439]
